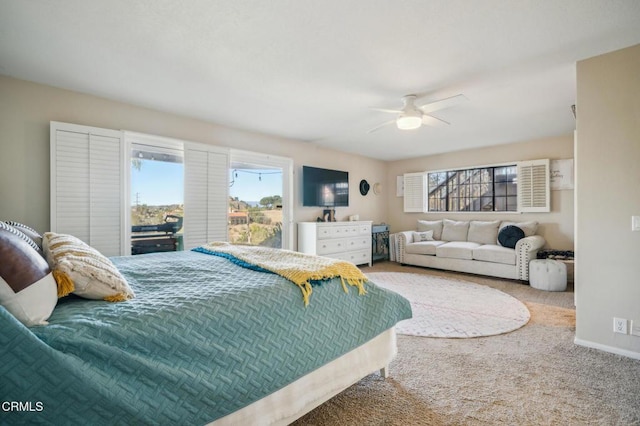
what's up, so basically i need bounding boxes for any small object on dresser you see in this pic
[323,209,335,222]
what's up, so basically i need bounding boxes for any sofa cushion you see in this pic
[473,244,517,265]
[467,220,501,245]
[498,225,525,249]
[441,219,470,242]
[406,240,445,256]
[436,241,480,260]
[412,230,434,242]
[499,221,538,238]
[417,220,443,241]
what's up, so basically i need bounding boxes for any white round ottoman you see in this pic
[529,259,567,291]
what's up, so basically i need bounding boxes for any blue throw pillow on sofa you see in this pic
[498,225,525,249]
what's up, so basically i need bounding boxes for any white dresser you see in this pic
[297,221,372,266]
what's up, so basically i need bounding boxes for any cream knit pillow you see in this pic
[43,232,134,302]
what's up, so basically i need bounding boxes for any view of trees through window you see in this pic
[129,152,284,251]
[130,147,185,254]
[228,167,283,248]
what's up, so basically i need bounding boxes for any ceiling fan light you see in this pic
[396,115,422,130]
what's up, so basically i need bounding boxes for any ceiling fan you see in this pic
[368,93,468,133]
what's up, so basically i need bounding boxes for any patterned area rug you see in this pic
[367,272,530,338]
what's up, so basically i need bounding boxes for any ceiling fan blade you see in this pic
[367,120,396,133]
[370,107,403,114]
[422,115,450,127]
[418,94,468,113]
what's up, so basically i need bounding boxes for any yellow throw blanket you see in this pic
[198,242,368,306]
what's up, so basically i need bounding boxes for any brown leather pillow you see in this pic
[3,221,43,250]
[0,222,42,254]
[0,229,57,326]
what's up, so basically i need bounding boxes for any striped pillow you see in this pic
[0,229,57,326]
[0,222,42,254]
[43,232,134,302]
[3,221,43,250]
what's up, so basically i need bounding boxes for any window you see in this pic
[403,159,549,214]
[51,123,231,256]
[228,149,293,250]
[127,133,230,253]
[228,167,283,248]
[130,143,184,255]
[428,165,517,212]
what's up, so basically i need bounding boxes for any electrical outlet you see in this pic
[613,318,628,334]
[631,321,640,337]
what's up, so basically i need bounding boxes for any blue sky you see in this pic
[229,169,282,203]
[131,159,184,206]
[131,160,282,206]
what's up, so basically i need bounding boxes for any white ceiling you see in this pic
[1,1,640,161]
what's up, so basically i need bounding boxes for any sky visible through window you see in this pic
[131,161,282,206]
[131,159,184,206]
[229,169,282,205]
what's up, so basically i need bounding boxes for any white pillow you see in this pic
[412,230,434,242]
[43,232,135,302]
[417,220,443,240]
[0,274,57,326]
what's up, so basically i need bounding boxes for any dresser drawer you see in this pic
[318,224,360,239]
[316,226,333,239]
[345,236,370,251]
[329,225,359,238]
[358,223,372,235]
[298,221,373,266]
[317,236,369,255]
[335,249,371,265]
[317,238,348,255]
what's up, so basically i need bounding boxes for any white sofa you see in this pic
[397,219,545,282]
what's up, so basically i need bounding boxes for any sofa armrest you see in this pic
[397,231,415,263]
[515,235,546,281]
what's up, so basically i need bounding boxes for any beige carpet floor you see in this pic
[292,262,640,425]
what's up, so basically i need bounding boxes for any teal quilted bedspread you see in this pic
[1,251,411,425]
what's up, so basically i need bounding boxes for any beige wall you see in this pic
[0,76,387,243]
[575,44,640,357]
[385,136,575,250]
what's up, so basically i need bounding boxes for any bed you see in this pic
[0,227,412,425]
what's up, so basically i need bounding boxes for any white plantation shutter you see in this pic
[517,159,550,212]
[50,122,124,256]
[403,172,428,213]
[184,143,229,249]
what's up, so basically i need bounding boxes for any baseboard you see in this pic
[574,338,640,360]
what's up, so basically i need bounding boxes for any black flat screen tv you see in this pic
[302,166,349,207]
